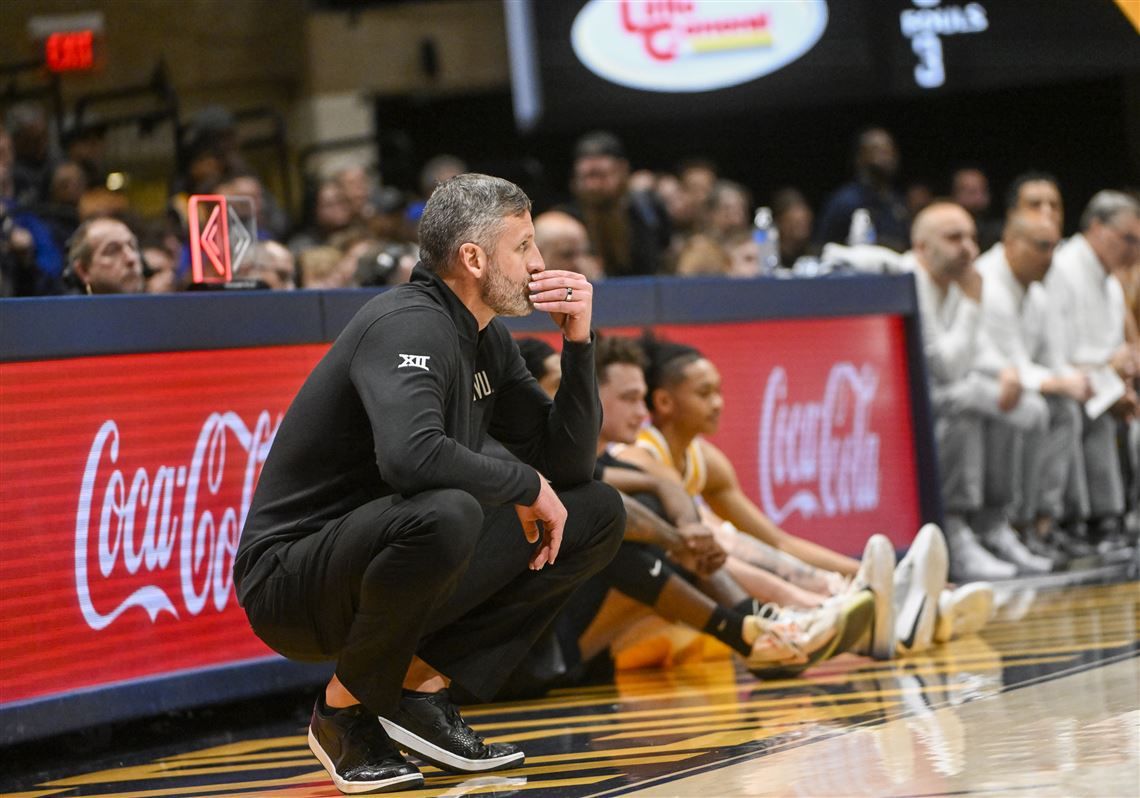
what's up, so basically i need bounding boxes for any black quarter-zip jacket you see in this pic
[234,265,600,602]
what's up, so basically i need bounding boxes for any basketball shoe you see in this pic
[308,698,423,794]
[379,689,524,774]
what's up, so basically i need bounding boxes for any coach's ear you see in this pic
[457,242,487,279]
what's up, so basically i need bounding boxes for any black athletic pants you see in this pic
[241,480,624,716]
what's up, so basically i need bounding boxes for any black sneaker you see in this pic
[379,689,525,773]
[308,699,423,794]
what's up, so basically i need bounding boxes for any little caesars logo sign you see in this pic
[572,0,828,93]
[758,363,881,524]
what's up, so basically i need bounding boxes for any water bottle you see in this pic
[847,208,876,246]
[753,206,780,274]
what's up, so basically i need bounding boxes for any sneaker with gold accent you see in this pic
[854,534,897,660]
[932,582,994,644]
[743,590,874,678]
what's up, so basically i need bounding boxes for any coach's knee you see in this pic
[416,488,484,572]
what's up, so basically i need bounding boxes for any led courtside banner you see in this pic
[0,346,326,706]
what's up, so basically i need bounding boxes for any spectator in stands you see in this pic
[628,169,658,194]
[352,240,418,288]
[905,181,936,220]
[40,160,87,260]
[61,118,108,191]
[0,129,63,295]
[1044,190,1140,555]
[6,103,57,206]
[703,180,752,242]
[335,164,380,225]
[975,211,1091,565]
[216,173,277,242]
[407,154,467,224]
[816,127,910,252]
[563,131,670,278]
[675,234,730,277]
[771,188,816,270]
[670,180,752,279]
[654,171,700,266]
[907,201,1047,581]
[289,179,357,257]
[66,217,145,295]
[172,106,289,240]
[724,229,763,278]
[678,158,718,213]
[952,166,1001,251]
[236,241,297,290]
[299,244,357,289]
[533,210,602,280]
[177,106,254,192]
[141,239,178,294]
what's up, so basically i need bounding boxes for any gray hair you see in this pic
[418,173,531,273]
[67,219,100,269]
[1080,190,1140,231]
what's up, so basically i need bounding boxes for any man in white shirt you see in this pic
[909,202,1049,581]
[1044,190,1140,553]
[976,211,1092,564]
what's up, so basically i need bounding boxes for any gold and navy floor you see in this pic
[4,578,1138,798]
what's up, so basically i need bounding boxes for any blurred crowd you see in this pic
[2,102,1135,302]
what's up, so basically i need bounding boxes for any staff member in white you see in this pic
[976,211,1092,565]
[1044,190,1140,553]
[907,202,1048,582]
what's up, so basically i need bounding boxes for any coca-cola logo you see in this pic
[74,411,278,630]
[758,363,880,524]
[571,0,829,93]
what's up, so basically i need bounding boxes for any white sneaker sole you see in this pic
[862,534,897,660]
[895,524,948,655]
[307,728,424,795]
[378,717,525,774]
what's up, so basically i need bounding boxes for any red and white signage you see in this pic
[0,345,326,704]
[0,314,919,707]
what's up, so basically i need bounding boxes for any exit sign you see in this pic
[45,30,96,73]
[28,12,105,74]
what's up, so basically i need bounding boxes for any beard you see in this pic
[481,259,532,317]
